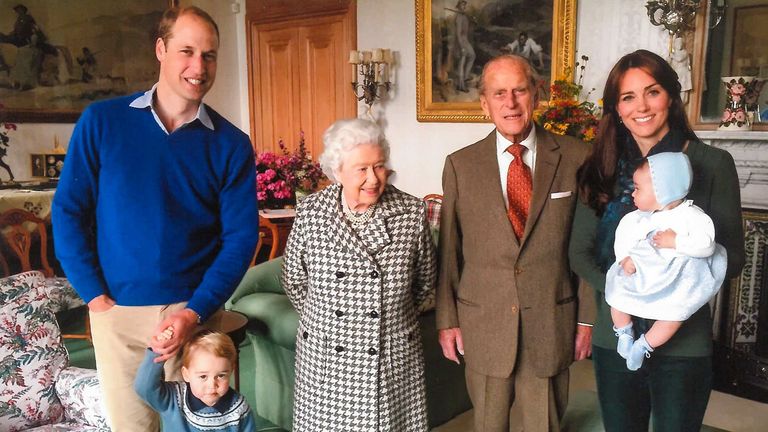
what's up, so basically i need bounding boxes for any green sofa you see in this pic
[226,257,472,430]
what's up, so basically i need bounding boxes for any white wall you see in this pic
[4,0,669,192]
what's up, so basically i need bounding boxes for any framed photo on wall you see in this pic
[0,0,177,123]
[416,0,577,122]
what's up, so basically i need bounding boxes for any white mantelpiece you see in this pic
[697,131,768,210]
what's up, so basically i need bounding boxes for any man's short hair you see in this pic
[156,6,219,46]
[478,54,539,96]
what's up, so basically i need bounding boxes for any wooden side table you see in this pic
[219,310,249,390]
[256,209,296,263]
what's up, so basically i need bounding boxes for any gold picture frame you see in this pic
[416,0,577,123]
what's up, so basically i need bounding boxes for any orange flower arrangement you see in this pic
[534,56,600,144]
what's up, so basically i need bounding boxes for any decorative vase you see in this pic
[719,76,756,131]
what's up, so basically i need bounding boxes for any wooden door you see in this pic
[251,25,302,155]
[246,2,356,157]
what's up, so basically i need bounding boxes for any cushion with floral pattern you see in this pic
[0,271,67,431]
[54,367,109,430]
[42,278,84,314]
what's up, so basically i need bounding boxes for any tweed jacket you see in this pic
[436,129,594,379]
[282,183,436,432]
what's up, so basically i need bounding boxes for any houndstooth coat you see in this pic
[281,183,436,432]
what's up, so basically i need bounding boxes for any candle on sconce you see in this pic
[382,49,393,65]
[349,50,360,80]
[362,51,372,64]
[374,64,381,83]
[378,64,388,84]
[372,48,383,63]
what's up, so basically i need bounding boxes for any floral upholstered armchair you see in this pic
[0,271,108,431]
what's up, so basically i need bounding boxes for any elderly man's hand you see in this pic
[574,324,592,361]
[438,327,464,365]
[150,308,200,363]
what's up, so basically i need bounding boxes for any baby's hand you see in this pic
[652,229,677,249]
[620,257,636,275]
[155,326,174,342]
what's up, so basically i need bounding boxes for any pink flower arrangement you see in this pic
[255,132,326,209]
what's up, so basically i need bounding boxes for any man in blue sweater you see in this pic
[52,6,258,432]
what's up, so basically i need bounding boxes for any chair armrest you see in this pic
[226,257,285,308]
[55,367,109,429]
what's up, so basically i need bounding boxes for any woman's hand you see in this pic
[652,229,677,249]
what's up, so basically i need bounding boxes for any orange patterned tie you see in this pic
[506,144,532,239]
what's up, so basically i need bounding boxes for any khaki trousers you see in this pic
[89,302,223,432]
[465,346,569,432]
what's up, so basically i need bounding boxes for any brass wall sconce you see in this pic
[349,49,393,110]
[645,0,703,36]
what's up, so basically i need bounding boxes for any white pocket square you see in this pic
[550,191,572,199]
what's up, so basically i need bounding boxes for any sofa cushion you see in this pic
[42,278,84,314]
[231,292,299,350]
[55,367,109,430]
[0,271,67,431]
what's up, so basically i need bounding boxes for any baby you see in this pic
[605,152,727,370]
[134,328,256,431]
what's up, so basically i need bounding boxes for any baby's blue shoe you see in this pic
[613,323,634,359]
[626,334,654,371]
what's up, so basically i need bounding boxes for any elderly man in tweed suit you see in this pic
[436,55,595,431]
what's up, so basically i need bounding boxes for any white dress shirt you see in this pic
[128,83,214,134]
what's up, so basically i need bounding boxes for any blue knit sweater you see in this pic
[52,94,259,320]
[135,350,256,432]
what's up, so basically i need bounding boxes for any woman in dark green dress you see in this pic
[569,49,745,431]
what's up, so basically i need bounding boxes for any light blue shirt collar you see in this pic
[128,83,214,133]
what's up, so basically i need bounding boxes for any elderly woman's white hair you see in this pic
[319,118,390,182]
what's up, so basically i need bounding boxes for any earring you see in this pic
[618,117,623,124]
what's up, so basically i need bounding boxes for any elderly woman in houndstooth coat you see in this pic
[281,118,436,431]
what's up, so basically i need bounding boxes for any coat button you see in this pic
[370,270,379,278]
[335,310,344,317]
[369,310,379,318]
[368,347,377,355]
[511,305,518,313]
[514,267,523,275]
[302,331,308,339]
[335,271,346,278]
[335,345,345,353]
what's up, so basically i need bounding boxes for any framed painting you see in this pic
[729,5,768,77]
[416,0,577,122]
[0,0,177,123]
